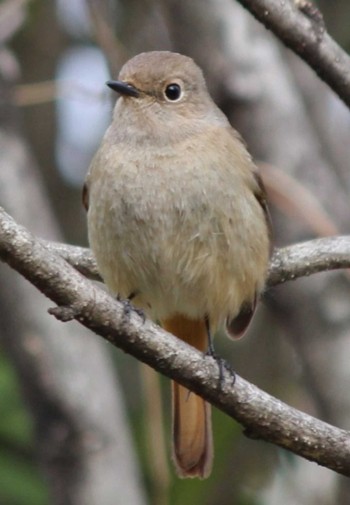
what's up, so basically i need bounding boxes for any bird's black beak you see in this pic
[106,80,139,98]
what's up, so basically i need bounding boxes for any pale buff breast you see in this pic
[87,129,270,330]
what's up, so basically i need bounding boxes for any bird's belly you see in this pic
[89,189,266,328]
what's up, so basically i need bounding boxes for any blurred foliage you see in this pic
[0,348,48,505]
[318,0,350,50]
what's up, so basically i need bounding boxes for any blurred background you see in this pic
[1,0,350,504]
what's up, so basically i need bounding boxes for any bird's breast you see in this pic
[87,137,269,323]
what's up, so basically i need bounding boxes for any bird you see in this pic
[83,51,271,479]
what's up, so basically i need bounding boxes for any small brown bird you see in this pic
[83,51,271,479]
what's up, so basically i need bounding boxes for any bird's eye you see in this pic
[164,83,183,102]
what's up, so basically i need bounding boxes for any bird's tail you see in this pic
[162,315,213,479]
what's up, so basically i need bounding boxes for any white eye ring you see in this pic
[164,83,183,102]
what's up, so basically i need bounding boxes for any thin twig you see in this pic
[267,236,350,286]
[41,236,350,288]
[86,0,127,77]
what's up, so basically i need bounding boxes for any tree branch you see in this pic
[267,236,350,286]
[41,236,350,288]
[234,0,350,108]
[1,206,350,476]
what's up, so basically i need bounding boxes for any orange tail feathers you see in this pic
[162,316,213,479]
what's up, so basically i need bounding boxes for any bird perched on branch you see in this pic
[83,51,271,478]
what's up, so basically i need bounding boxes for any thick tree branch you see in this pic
[234,0,350,108]
[1,206,350,476]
